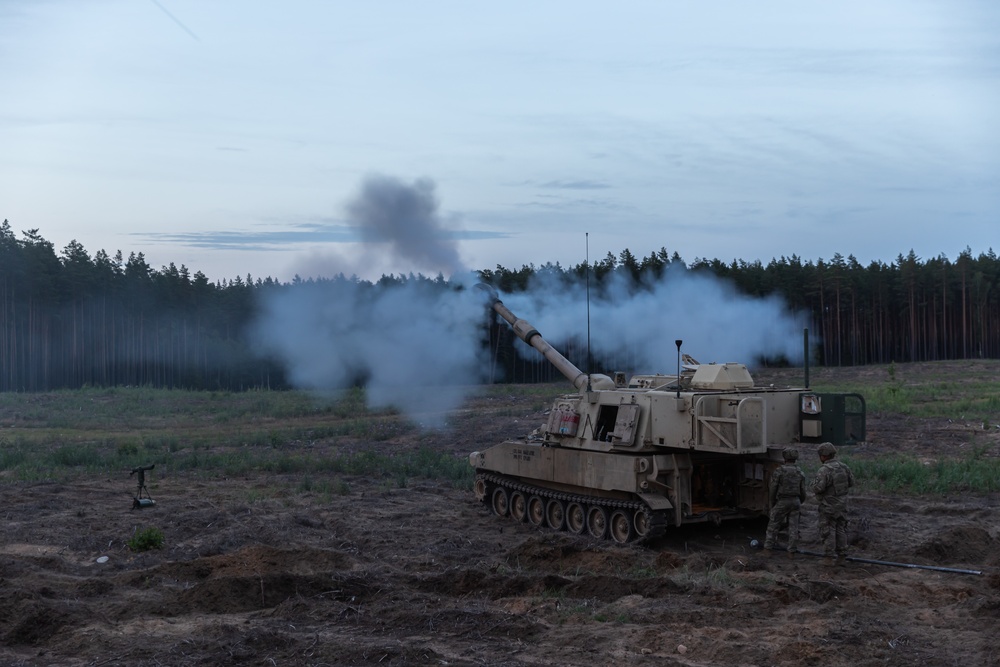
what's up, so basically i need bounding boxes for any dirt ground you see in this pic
[2,373,999,666]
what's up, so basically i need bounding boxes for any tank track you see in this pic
[477,472,668,543]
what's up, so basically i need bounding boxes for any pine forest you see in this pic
[1,220,998,393]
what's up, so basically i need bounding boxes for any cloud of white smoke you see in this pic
[252,174,807,425]
[250,279,488,426]
[500,264,807,375]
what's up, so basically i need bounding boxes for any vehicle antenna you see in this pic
[586,232,593,393]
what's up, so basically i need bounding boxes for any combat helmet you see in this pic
[817,442,837,457]
[782,448,799,461]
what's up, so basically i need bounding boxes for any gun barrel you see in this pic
[482,287,614,391]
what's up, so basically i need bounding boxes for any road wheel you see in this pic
[610,509,635,544]
[510,491,527,522]
[527,496,545,526]
[586,505,609,539]
[633,508,651,538]
[565,502,586,534]
[491,487,509,517]
[545,499,566,530]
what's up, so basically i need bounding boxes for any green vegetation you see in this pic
[127,526,165,552]
[848,449,1000,494]
[783,359,1000,425]
[672,564,737,591]
[795,450,1000,496]
[1,367,999,496]
[0,384,488,487]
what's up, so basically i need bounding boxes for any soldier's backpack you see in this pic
[779,465,802,496]
[831,461,851,495]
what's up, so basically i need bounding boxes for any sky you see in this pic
[1,0,998,284]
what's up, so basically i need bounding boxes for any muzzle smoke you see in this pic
[501,264,806,372]
[252,174,806,426]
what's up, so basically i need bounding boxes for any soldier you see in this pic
[764,447,806,556]
[811,442,855,563]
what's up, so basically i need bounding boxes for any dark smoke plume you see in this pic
[345,174,466,277]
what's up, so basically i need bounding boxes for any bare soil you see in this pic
[2,368,1000,666]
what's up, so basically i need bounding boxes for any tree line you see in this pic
[2,220,998,392]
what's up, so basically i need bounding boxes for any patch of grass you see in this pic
[2,368,996,498]
[627,565,659,579]
[812,370,1000,425]
[760,360,1000,425]
[671,564,738,592]
[540,588,566,601]
[850,451,1000,494]
[613,563,658,579]
[591,611,632,624]
[0,440,28,469]
[799,449,1000,496]
[153,444,472,488]
[127,526,164,552]
[704,565,736,588]
[0,386,403,446]
[856,380,997,421]
[0,385,494,457]
[297,476,351,496]
[242,488,274,504]
[49,444,104,469]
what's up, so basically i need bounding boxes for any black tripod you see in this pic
[130,464,156,509]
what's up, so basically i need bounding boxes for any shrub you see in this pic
[128,526,165,552]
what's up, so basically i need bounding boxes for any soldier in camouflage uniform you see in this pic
[764,448,806,555]
[811,442,855,562]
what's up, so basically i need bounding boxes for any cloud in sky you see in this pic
[0,0,997,281]
[536,180,612,191]
[133,217,507,252]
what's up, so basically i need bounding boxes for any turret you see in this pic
[479,285,615,391]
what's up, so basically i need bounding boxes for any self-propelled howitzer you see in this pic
[470,288,865,543]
